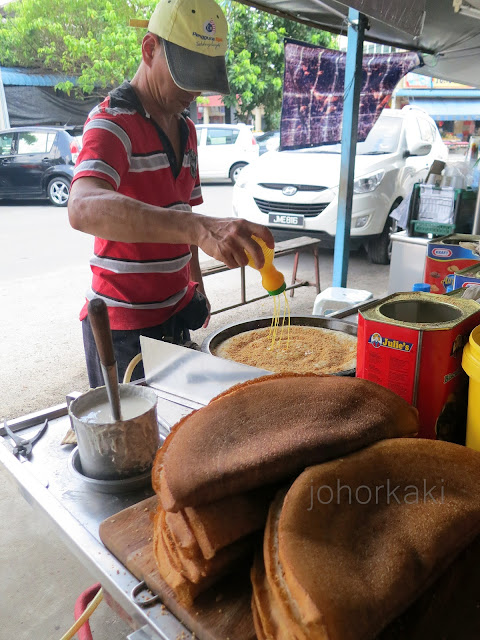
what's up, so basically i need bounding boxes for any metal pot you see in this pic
[201,315,358,376]
[68,384,159,481]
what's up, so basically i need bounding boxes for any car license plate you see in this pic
[268,213,304,227]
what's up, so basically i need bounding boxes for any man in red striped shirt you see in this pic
[68,0,273,387]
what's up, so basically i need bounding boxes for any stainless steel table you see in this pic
[0,394,196,640]
[1,343,270,640]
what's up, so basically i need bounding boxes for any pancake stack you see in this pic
[252,439,480,640]
[153,487,273,605]
[151,373,419,606]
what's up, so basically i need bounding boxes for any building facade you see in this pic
[394,73,480,143]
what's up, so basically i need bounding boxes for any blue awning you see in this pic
[0,67,76,86]
[409,98,480,120]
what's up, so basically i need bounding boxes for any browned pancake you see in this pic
[154,374,419,512]
[154,506,259,606]
[183,486,274,560]
[256,439,480,640]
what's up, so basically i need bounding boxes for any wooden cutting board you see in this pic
[99,495,256,640]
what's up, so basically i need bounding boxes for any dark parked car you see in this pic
[0,126,82,206]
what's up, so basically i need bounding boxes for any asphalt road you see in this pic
[0,184,275,422]
[1,184,251,422]
[1,198,91,421]
[0,188,227,422]
[1,185,389,422]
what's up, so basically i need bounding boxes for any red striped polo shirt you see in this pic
[72,81,203,330]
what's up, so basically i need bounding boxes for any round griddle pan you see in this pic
[201,315,358,376]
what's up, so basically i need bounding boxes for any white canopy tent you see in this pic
[236,0,480,87]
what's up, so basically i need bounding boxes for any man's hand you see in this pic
[202,312,211,329]
[193,215,274,270]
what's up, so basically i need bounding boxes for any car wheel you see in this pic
[47,177,71,207]
[229,162,247,184]
[367,211,399,265]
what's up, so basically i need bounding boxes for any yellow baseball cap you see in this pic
[148,0,230,95]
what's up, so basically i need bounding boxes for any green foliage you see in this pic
[0,0,336,118]
[221,1,336,128]
[0,0,156,96]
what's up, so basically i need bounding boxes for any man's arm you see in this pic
[68,177,273,270]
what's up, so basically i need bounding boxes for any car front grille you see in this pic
[258,183,327,192]
[253,198,328,217]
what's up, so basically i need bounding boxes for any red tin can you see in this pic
[357,292,480,443]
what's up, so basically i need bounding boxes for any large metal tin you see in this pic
[357,292,480,442]
[67,446,152,494]
[201,315,358,376]
[424,233,480,293]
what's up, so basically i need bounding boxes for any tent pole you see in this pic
[332,9,367,287]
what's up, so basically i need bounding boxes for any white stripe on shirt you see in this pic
[130,153,170,172]
[90,252,192,274]
[84,119,132,157]
[165,202,192,212]
[86,287,189,310]
[190,185,202,200]
[74,160,121,189]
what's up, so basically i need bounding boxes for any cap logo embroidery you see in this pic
[204,19,216,35]
[192,30,215,41]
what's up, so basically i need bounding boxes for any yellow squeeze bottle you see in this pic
[245,236,286,295]
[245,235,290,349]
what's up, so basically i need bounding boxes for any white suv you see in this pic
[195,123,259,184]
[232,106,448,263]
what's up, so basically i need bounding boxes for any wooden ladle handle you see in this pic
[88,298,116,367]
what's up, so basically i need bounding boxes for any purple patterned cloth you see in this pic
[280,40,420,150]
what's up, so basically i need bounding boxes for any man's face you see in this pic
[148,37,201,114]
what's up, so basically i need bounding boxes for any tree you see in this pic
[220,2,335,128]
[0,0,335,116]
[0,0,156,96]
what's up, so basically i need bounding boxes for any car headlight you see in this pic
[353,170,385,194]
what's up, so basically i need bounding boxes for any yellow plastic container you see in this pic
[245,235,286,296]
[462,325,480,451]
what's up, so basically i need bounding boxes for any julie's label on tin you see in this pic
[364,329,417,403]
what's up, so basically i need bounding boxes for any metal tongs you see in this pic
[4,419,48,459]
